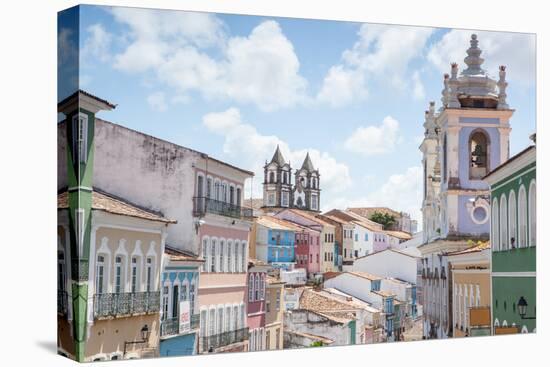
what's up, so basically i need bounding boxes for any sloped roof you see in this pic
[257,215,303,231]
[164,245,202,262]
[58,190,175,223]
[288,209,335,228]
[285,330,334,345]
[299,289,359,322]
[446,241,491,256]
[300,152,316,171]
[384,230,412,240]
[348,271,383,281]
[269,145,287,166]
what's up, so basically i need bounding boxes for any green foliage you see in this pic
[310,341,324,347]
[369,211,397,230]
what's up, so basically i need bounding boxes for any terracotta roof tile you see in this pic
[58,190,175,223]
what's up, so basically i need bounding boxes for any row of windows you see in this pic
[296,253,319,265]
[343,229,354,239]
[95,254,155,294]
[201,237,247,273]
[453,283,481,330]
[196,174,242,206]
[269,247,293,259]
[324,251,334,262]
[296,234,319,246]
[491,180,536,251]
[161,277,198,319]
[248,273,266,302]
[324,233,334,243]
[267,170,290,185]
[200,303,246,337]
[266,191,290,207]
[355,232,380,242]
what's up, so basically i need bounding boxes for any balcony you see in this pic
[93,291,160,319]
[200,327,249,352]
[193,197,253,219]
[58,290,68,315]
[160,314,201,337]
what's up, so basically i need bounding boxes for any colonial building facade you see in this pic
[419,34,514,339]
[486,142,536,335]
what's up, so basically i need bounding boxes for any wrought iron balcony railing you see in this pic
[193,197,253,219]
[58,290,68,315]
[160,314,201,337]
[93,291,160,318]
[200,327,249,352]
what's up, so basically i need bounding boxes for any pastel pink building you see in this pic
[373,232,390,253]
[293,224,321,277]
[246,260,269,351]
[194,157,254,354]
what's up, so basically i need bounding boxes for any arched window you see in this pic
[469,130,489,179]
[254,274,260,300]
[202,237,210,272]
[206,177,212,198]
[260,274,266,299]
[227,241,233,273]
[241,242,247,272]
[492,198,499,251]
[269,171,275,183]
[235,241,241,273]
[197,174,204,198]
[214,180,221,201]
[499,195,508,251]
[249,273,255,302]
[518,185,527,248]
[219,240,226,272]
[443,134,448,183]
[529,180,536,247]
[508,190,517,249]
[210,239,217,272]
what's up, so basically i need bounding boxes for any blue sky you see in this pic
[60,5,536,222]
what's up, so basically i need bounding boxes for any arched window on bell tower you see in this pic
[269,171,275,183]
[469,130,490,179]
[442,134,448,183]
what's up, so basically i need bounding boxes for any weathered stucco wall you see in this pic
[93,119,201,253]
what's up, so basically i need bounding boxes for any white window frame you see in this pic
[529,180,536,247]
[492,198,500,251]
[518,185,527,248]
[499,194,508,250]
[508,190,517,248]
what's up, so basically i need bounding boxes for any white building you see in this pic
[352,248,419,285]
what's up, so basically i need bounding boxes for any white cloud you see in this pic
[317,23,433,106]
[344,116,401,156]
[411,70,425,100]
[82,24,112,63]
[322,166,423,223]
[202,108,352,198]
[107,8,307,111]
[316,65,368,107]
[147,91,168,112]
[427,30,535,85]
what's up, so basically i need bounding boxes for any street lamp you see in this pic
[123,324,151,356]
[141,324,150,341]
[517,296,535,320]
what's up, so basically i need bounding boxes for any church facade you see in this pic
[419,34,514,339]
[262,146,321,212]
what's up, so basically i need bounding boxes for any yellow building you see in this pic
[265,276,285,350]
[58,190,175,361]
[447,242,491,338]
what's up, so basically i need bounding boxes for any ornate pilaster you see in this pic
[497,65,509,109]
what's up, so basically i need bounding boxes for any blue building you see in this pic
[253,216,297,270]
[159,246,203,357]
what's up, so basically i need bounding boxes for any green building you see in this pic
[485,137,536,335]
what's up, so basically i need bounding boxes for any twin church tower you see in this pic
[262,146,321,212]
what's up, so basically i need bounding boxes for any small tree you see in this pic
[369,211,397,230]
[310,341,324,347]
